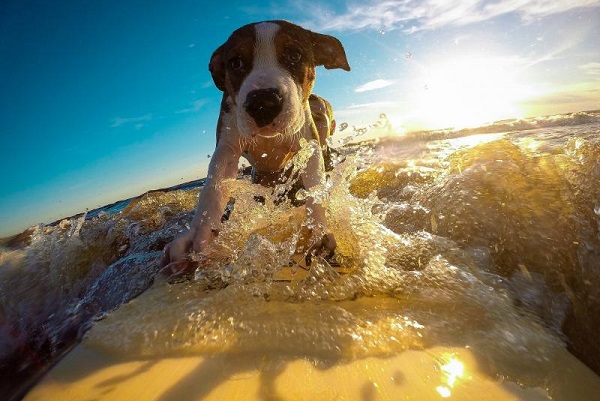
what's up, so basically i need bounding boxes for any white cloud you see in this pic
[300,0,600,33]
[580,62,600,79]
[110,114,152,128]
[176,98,209,114]
[347,101,399,109]
[355,79,397,92]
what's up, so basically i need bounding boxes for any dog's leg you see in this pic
[161,136,241,275]
[191,140,241,247]
[297,113,336,259]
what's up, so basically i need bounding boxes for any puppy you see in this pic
[161,20,350,277]
[251,94,337,194]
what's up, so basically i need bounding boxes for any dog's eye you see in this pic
[229,57,244,70]
[287,50,302,63]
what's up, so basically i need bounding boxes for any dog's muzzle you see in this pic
[244,88,284,127]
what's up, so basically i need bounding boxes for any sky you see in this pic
[1,0,599,237]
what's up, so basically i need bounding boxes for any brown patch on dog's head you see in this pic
[311,31,351,72]
[272,20,351,103]
[208,44,226,92]
[209,23,257,98]
[209,20,350,99]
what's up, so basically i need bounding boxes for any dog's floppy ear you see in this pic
[209,44,226,91]
[311,32,351,71]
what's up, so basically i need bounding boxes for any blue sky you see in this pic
[1,0,599,237]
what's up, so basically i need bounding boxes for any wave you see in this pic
[336,109,600,146]
[2,110,600,400]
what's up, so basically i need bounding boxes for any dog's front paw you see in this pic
[159,258,198,282]
[160,230,194,267]
[159,226,223,282]
[161,225,218,266]
[295,229,336,267]
[312,232,336,259]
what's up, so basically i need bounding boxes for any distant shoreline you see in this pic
[55,177,208,224]
[0,178,207,248]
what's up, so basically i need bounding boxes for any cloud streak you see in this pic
[355,79,397,92]
[301,0,600,33]
[176,99,209,114]
[580,62,600,79]
[110,114,152,128]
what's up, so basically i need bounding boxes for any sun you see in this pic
[411,56,533,130]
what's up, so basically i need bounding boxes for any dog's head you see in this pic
[209,20,350,138]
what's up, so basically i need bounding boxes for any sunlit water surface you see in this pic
[2,111,600,400]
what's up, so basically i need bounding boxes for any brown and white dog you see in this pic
[161,20,350,277]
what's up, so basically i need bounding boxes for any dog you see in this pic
[161,20,350,278]
[250,94,338,195]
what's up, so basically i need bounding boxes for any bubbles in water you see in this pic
[295,189,307,201]
[17,122,594,393]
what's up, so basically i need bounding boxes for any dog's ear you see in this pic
[209,44,226,91]
[311,33,351,71]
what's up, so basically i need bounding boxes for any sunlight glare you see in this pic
[441,357,465,387]
[436,385,452,398]
[435,354,465,398]
[414,57,532,129]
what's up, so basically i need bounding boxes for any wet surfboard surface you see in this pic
[23,279,600,401]
[24,341,600,401]
[9,128,600,400]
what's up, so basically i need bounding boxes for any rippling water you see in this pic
[1,111,600,400]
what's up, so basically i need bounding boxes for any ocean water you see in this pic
[1,110,600,400]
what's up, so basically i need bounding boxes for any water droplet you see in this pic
[261,153,268,158]
[339,122,348,131]
[295,189,307,201]
[379,29,385,35]
[404,52,412,58]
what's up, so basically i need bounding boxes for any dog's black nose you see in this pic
[244,88,283,127]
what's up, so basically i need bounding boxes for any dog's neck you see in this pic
[240,105,319,173]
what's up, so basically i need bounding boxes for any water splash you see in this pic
[79,143,567,387]
[3,115,600,398]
